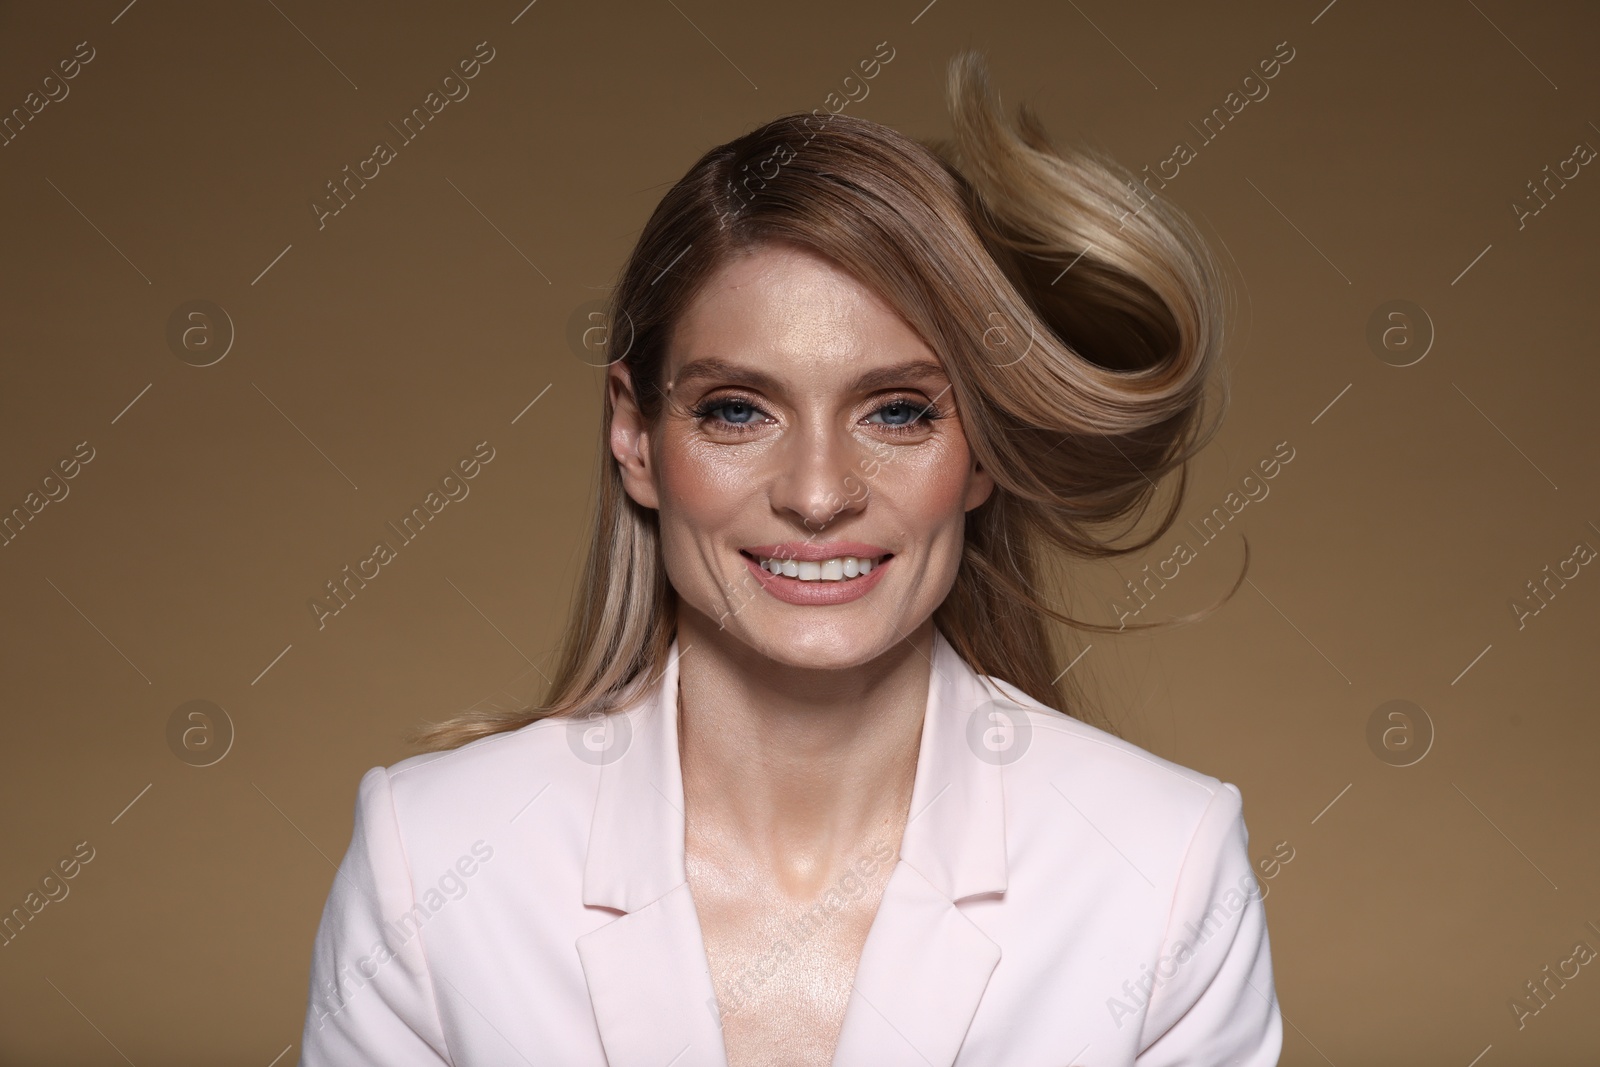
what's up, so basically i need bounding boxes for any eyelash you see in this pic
[687,393,947,436]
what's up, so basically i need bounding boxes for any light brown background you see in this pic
[2,1,1597,1064]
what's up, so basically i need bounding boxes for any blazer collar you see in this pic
[575,628,1010,1066]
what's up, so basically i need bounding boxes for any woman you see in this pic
[300,51,1281,1066]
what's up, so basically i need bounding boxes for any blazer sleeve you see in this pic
[1134,781,1283,1066]
[299,766,453,1065]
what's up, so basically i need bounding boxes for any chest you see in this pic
[688,855,897,1067]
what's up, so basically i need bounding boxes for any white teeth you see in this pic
[755,554,886,581]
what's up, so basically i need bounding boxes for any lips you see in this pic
[736,545,894,606]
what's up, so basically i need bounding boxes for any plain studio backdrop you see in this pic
[1,1,1597,1064]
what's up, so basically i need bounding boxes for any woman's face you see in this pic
[609,241,994,671]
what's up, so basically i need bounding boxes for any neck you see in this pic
[674,609,933,896]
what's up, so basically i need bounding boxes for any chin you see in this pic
[731,611,912,672]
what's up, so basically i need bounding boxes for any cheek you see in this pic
[652,438,760,599]
[875,438,974,522]
[656,437,752,526]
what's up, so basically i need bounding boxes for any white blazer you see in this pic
[300,629,1281,1065]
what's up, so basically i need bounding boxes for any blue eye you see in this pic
[710,399,759,424]
[697,398,758,422]
[870,400,923,427]
[689,396,769,429]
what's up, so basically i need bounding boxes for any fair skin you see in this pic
[608,241,994,1066]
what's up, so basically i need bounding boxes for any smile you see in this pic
[745,552,889,582]
[735,545,895,606]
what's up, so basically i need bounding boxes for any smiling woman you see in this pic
[300,50,1280,1067]
[614,243,997,660]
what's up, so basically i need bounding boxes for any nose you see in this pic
[767,421,869,533]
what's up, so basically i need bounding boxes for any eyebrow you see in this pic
[667,356,949,396]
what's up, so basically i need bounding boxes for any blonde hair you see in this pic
[408,50,1244,751]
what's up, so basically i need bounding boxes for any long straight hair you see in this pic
[408,51,1243,751]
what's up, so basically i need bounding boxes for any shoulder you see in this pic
[351,716,601,848]
[982,673,1230,804]
[975,673,1248,874]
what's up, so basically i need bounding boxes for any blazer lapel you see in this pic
[575,642,730,1067]
[575,630,1010,1067]
[829,630,1008,1066]
[576,881,729,1066]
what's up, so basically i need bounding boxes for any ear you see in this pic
[960,425,998,511]
[608,363,660,511]
[964,457,995,512]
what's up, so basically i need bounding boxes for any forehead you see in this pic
[665,243,939,381]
